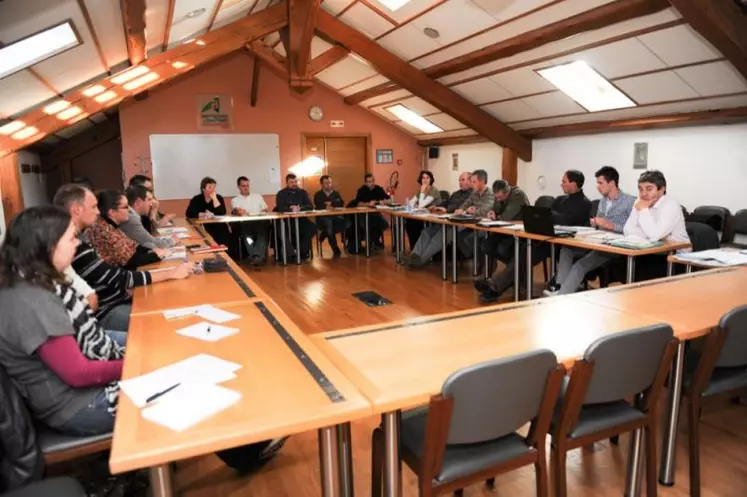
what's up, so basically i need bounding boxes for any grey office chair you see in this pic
[682,305,747,497]
[551,324,678,497]
[1,478,85,497]
[372,350,565,497]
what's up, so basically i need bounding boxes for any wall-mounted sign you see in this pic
[330,120,344,128]
[452,153,459,171]
[196,94,233,130]
[376,149,393,164]
[633,142,648,169]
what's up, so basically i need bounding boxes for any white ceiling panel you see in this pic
[366,0,440,24]
[637,25,721,67]
[322,0,355,15]
[0,72,56,117]
[452,78,512,104]
[337,74,390,96]
[522,91,586,118]
[437,8,680,85]
[315,56,380,89]
[411,0,498,46]
[264,31,281,45]
[213,0,258,29]
[168,0,219,47]
[369,105,398,121]
[274,42,286,56]
[426,112,465,130]
[399,96,440,115]
[311,37,334,58]
[34,52,107,95]
[675,61,747,97]
[472,0,550,20]
[83,0,129,68]
[512,94,747,129]
[484,99,542,122]
[487,68,555,96]
[56,118,94,139]
[575,38,666,79]
[615,71,699,104]
[377,22,441,61]
[144,0,169,51]
[340,2,395,38]
[361,88,413,107]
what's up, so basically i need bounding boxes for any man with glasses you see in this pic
[120,184,176,249]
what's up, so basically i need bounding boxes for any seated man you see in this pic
[474,169,592,304]
[313,175,346,257]
[128,174,176,232]
[544,166,635,296]
[481,179,530,265]
[276,173,315,260]
[454,169,494,260]
[232,176,270,267]
[120,184,176,249]
[406,171,472,268]
[349,173,390,253]
[623,170,690,280]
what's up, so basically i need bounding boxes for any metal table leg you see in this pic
[626,255,636,283]
[659,342,686,486]
[365,213,370,258]
[452,225,458,284]
[550,243,556,276]
[667,259,673,276]
[382,411,402,497]
[513,236,520,302]
[280,219,287,266]
[273,219,279,262]
[150,464,173,497]
[295,217,301,265]
[525,239,533,300]
[484,253,490,279]
[441,224,447,281]
[394,215,400,263]
[354,216,359,254]
[337,423,354,497]
[472,231,479,277]
[686,264,692,274]
[319,427,341,497]
[624,428,644,497]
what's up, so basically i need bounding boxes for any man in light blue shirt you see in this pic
[545,166,636,296]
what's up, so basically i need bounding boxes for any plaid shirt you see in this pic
[459,187,494,217]
[598,191,636,233]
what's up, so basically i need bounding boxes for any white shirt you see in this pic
[232,193,267,214]
[623,194,690,251]
[64,266,95,298]
[408,192,436,208]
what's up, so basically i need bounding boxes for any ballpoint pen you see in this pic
[145,383,181,404]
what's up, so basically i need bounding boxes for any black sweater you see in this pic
[276,187,313,213]
[185,194,227,218]
[551,191,592,226]
[354,185,389,204]
[313,190,345,210]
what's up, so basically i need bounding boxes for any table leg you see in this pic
[365,213,371,258]
[484,253,490,279]
[280,219,287,266]
[441,224,447,281]
[686,264,692,274]
[659,342,685,486]
[273,219,279,262]
[150,464,173,497]
[295,217,301,265]
[382,411,402,497]
[624,428,644,497]
[525,239,532,300]
[626,255,635,283]
[354,216,359,253]
[472,230,479,277]
[550,243,556,276]
[667,259,673,277]
[513,236,520,302]
[394,215,400,263]
[319,426,341,497]
[452,225,458,284]
[397,216,403,262]
[337,423,354,497]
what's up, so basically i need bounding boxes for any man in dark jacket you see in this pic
[348,173,389,253]
[313,175,346,257]
[275,173,315,260]
[481,180,530,265]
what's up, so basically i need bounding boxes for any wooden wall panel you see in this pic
[0,153,23,226]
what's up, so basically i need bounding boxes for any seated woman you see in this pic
[0,206,124,436]
[185,176,233,255]
[405,171,440,250]
[87,190,165,270]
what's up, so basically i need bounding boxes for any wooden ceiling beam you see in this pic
[0,3,288,157]
[519,106,747,138]
[246,41,288,78]
[345,0,671,105]
[667,0,747,81]
[250,58,261,107]
[310,45,349,75]
[316,10,532,160]
[121,0,147,65]
[418,134,489,147]
[286,0,321,93]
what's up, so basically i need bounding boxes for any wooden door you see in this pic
[302,136,326,197]
[325,137,366,207]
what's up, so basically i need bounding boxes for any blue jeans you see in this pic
[107,330,127,347]
[99,303,131,332]
[57,390,114,436]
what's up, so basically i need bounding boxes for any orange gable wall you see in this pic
[119,51,424,213]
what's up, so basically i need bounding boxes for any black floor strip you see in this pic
[224,257,256,298]
[255,302,345,403]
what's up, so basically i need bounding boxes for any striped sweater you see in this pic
[71,240,152,319]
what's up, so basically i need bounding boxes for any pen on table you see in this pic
[207,325,211,333]
[145,383,181,404]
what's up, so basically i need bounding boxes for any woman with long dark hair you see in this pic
[0,206,123,436]
[405,170,441,250]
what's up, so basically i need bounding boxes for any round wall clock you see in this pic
[308,105,323,122]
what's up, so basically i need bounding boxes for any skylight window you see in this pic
[536,60,636,112]
[385,104,443,134]
[378,0,412,11]
[0,22,80,80]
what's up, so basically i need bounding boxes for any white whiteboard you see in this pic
[150,134,281,200]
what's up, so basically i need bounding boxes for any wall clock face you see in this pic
[308,105,323,121]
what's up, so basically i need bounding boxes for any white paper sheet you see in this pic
[162,304,240,323]
[158,227,189,234]
[141,382,241,431]
[176,322,239,342]
[477,220,515,227]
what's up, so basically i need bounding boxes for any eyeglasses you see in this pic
[116,205,129,210]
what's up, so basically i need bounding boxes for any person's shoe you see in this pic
[479,289,502,304]
[259,437,289,461]
[473,278,491,293]
[543,280,561,297]
[250,255,264,267]
[542,287,560,297]
[332,247,342,258]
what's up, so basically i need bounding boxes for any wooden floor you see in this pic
[170,243,747,497]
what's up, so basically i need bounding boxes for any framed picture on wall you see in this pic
[376,149,393,164]
[196,94,233,130]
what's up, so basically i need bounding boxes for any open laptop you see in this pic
[521,206,575,238]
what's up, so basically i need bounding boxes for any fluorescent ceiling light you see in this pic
[0,121,25,135]
[378,0,412,11]
[172,61,189,69]
[43,100,71,115]
[123,72,159,90]
[386,104,443,134]
[95,90,117,103]
[57,106,82,120]
[11,126,39,140]
[111,66,150,85]
[537,60,636,112]
[83,85,105,97]
[0,22,79,80]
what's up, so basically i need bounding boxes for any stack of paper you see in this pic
[678,249,747,266]
[176,322,239,342]
[162,304,241,323]
[158,227,189,235]
[163,246,188,261]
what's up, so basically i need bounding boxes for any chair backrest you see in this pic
[716,305,747,368]
[534,196,555,209]
[692,205,733,243]
[441,349,558,445]
[732,209,747,245]
[439,190,450,203]
[582,324,673,404]
[685,222,720,252]
[590,199,600,217]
